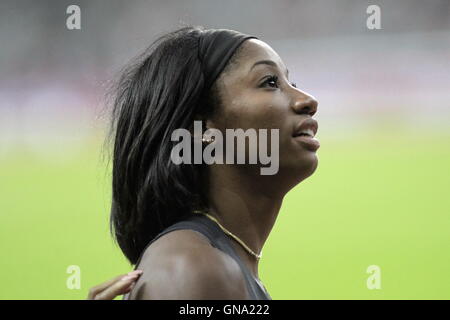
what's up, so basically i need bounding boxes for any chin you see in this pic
[282,151,319,186]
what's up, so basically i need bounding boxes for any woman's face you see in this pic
[207,39,319,185]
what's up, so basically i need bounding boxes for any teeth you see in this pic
[299,128,315,137]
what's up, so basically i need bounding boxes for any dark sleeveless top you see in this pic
[123,213,271,300]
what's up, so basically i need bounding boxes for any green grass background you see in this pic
[1,127,449,299]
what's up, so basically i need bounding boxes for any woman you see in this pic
[96,26,319,300]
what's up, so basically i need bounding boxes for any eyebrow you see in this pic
[250,60,289,77]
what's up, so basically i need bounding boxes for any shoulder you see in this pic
[129,229,249,299]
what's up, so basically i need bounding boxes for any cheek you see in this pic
[219,94,292,161]
[223,93,288,131]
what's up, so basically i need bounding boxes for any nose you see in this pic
[291,90,318,117]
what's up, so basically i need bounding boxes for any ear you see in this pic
[188,115,218,135]
[204,118,218,131]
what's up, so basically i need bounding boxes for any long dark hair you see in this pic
[106,26,226,264]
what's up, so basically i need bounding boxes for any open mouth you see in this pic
[292,121,320,151]
[293,128,315,138]
[293,118,318,139]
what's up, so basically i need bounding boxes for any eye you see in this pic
[260,75,279,88]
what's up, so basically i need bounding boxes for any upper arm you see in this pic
[131,247,249,300]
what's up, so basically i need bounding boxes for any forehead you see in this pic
[240,39,282,63]
[222,39,287,81]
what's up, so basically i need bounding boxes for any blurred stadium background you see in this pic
[1,0,449,299]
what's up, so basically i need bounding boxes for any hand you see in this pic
[87,270,143,300]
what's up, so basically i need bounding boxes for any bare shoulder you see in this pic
[128,229,249,300]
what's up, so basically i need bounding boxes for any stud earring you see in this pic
[201,135,215,144]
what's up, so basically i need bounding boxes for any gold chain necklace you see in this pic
[193,210,262,260]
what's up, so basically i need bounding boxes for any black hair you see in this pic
[105,26,242,265]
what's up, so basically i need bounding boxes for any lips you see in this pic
[292,118,320,151]
[293,118,318,138]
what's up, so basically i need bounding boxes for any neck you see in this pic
[205,164,286,279]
